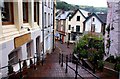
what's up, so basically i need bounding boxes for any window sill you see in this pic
[2,22,14,25]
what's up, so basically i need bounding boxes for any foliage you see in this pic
[97,60,104,71]
[73,33,104,70]
[115,64,120,71]
[56,0,107,13]
[73,33,104,60]
[106,56,120,71]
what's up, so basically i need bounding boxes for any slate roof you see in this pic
[83,13,107,24]
[97,14,107,24]
[69,9,89,20]
[56,11,71,20]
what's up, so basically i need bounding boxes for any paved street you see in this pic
[26,41,118,79]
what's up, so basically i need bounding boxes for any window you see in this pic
[72,27,74,31]
[61,25,63,31]
[36,36,40,54]
[27,42,32,58]
[68,25,71,30]
[68,33,70,40]
[71,33,76,41]
[23,2,28,23]
[44,12,47,28]
[91,24,95,32]
[44,0,46,6]
[51,14,52,25]
[93,18,95,22]
[77,16,80,21]
[69,17,71,21]
[76,25,80,32]
[48,0,50,8]
[34,2,39,25]
[48,13,50,27]
[8,51,18,65]
[61,20,63,25]
[2,2,14,25]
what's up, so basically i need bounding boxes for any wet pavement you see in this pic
[26,41,118,79]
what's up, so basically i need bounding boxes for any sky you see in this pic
[60,0,107,7]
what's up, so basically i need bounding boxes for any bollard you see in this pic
[69,54,72,62]
[59,53,61,64]
[34,56,36,70]
[65,55,68,73]
[42,54,44,66]
[61,54,63,67]
[19,59,22,79]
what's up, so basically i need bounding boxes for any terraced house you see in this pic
[0,0,55,78]
[56,9,89,43]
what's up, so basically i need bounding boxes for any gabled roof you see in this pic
[69,9,89,20]
[97,14,107,24]
[83,13,107,24]
[56,11,70,20]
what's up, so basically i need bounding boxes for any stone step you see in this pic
[63,63,96,78]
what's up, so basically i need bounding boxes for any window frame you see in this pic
[34,2,39,25]
[36,36,40,54]
[77,16,80,21]
[93,18,95,22]
[2,2,14,25]
[91,24,95,32]
[76,25,80,32]
[68,25,71,30]
[44,12,47,28]
[26,42,32,58]
[23,2,28,23]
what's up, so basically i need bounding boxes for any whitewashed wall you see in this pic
[68,11,86,33]
[85,16,102,33]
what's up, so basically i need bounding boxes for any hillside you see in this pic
[56,1,108,13]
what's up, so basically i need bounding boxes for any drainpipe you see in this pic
[53,1,55,51]
[42,0,44,65]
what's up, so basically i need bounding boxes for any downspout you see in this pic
[42,0,44,65]
[53,1,55,51]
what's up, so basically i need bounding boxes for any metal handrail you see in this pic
[73,54,100,79]
[59,53,84,79]
[0,55,39,78]
[59,53,100,79]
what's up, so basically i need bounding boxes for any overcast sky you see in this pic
[60,0,107,7]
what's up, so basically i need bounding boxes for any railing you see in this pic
[59,53,100,79]
[0,55,41,79]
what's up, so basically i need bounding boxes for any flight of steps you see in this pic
[62,62,98,79]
